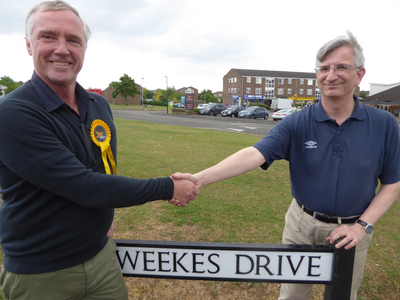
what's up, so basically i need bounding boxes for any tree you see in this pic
[154,87,183,102]
[199,89,219,103]
[359,91,368,99]
[0,76,24,96]
[109,74,140,105]
[143,88,154,100]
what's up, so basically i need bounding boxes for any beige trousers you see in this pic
[278,199,373,300]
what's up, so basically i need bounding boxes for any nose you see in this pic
[325,66,338,81]
[54,38,70,56]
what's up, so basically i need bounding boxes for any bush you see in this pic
[143,100,167,107]
[249,103,271,110]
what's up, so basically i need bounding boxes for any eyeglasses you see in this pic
[315,64,360,75]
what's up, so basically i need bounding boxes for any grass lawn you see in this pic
[1,118,399,300]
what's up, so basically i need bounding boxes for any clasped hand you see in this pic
[169,173,200,207]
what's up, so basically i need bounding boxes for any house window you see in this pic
[278,79,284,85]
[288,79,292,84]
[287,88,292,95]
[278,88,284,95]
[256,78,262,84]
[308,79,313,85]
[234,88,237,93]
[255,88,262,94]
[228,88,231,93]
[300,79,305,84]
[234,77,237,83]
[266,79,275,88]
[246,87,251,93]
[307,89,313,95]
[266,89,274,98]
[315,90,322,100]
[299,89,304,95]
[247,77,251,83]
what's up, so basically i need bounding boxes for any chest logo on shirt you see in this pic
[305,141,317,149]
[90,119,117,175]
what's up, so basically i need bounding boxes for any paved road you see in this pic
[112,109,277,136]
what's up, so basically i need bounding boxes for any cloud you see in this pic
[0,0,399,92]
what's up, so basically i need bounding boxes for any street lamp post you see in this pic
[165,76,168,114]
[141,77,144,110]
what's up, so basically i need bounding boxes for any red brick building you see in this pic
[103,84,142,105]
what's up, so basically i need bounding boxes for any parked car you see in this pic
[197,103,208,109]
[272,108,296,121]
[173,103,185,109]
[238,106,269,119]
[221,106,245,118]
[199,103,227,116]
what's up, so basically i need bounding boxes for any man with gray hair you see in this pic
[0,1,198,299]
[172,32,400,299]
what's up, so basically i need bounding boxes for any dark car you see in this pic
[199,103,227,116]
[221,106,245,118]
[173,103,185,109]
[238,106,269,119]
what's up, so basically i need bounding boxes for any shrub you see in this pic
[249,103,271,110]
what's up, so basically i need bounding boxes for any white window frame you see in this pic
[278,88,284,95]
[247,77,251,83]
[246,87,251,93]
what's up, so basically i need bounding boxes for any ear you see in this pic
[355,67,366,86]
[26,39,32,56]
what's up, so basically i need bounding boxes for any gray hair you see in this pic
[315,31,365,68]
[25,0,91,45]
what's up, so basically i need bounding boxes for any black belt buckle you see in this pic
[313,211,337,223]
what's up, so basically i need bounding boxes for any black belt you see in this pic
[296,200,359,224]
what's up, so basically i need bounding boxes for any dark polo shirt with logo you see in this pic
[253,96,400,217]
[0,72,174,274]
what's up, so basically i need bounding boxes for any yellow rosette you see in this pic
[90,120,117,175]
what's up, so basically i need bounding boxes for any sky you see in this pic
[0,0,399,93]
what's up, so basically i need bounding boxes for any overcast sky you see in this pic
[0,0,399,93]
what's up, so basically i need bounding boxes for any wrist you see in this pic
[355,219,374,234]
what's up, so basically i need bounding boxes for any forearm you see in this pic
[359,181,400,224]
[194,147,265,187]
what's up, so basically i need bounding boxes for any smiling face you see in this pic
[316,45,365,101]
[26,9,86,90]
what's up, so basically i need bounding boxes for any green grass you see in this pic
[1,118,399,300]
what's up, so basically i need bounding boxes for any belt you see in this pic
[296,200,359,224]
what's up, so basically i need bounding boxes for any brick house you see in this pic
[176,86,199,100]
[103,84,142,105]
[361,85,400,117]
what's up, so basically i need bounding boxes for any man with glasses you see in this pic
[172,32,400,300]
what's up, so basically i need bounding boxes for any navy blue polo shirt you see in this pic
[253,97,400,217]
[31,71,92,123]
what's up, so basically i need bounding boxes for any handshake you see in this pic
[169,172,200,207]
